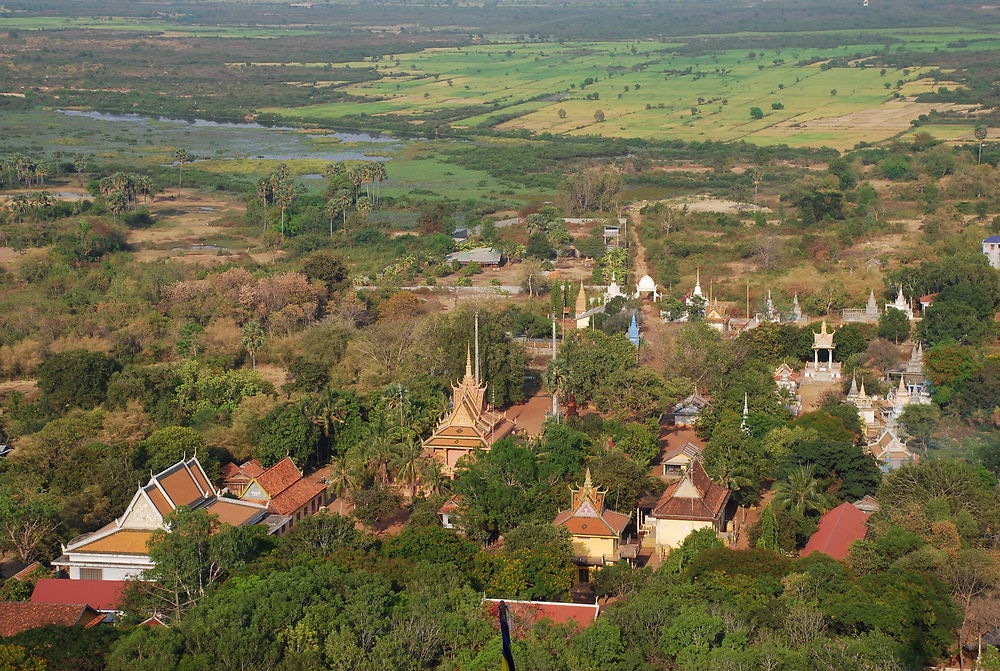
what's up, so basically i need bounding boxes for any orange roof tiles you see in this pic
[31,579,128,612]
[73,530,155,555]
[159,467,204,507]
[0,602,104,636]
[650,461,729,522]
[801,502,869,561]
[146,487,172,515]
[189,461,214,496]
[484,599,599,629]
[256,457,301,498]
[268,478,326,516]
[203,499,264,527]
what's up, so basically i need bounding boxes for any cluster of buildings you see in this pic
[51,454,326,582]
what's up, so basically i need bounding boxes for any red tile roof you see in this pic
[31,579,129,612]
[484,599,599,630]
[0,602,104,636]
[11,562,43,581]
[649,461,729,521]
[268,478,327,516]
[256,457,302,498]
[801,501,870,561]
[553,509,629,537]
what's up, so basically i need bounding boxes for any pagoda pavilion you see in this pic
[423,348,516,477]
[553,469,632,585]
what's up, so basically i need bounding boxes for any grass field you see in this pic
[261,28,1000,149]
[0,16,322,38]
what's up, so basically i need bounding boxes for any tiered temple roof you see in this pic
[424,348,516,475]
[649,460,729,522]
[553,469,630,538]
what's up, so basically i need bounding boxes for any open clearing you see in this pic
[264,27,1000,149]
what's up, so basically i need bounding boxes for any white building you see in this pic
[983,236,1000,268]
[884,286,914,320]
[645,461,730,552]
[53,457,275,580]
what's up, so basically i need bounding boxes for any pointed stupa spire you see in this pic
[575,280,587,316]
[464,344,473,379]
[583,467,593,489]
[849,374,859,396]
[693,267,703,297]
[897,375,908,396]
[858,378,867,398]
[820,320,828,334]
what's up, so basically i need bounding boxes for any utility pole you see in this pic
[551,315,559,420]
[474,311,480,385]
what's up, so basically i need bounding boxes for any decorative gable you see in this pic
[120,493,163,530]
[242,481,268,501]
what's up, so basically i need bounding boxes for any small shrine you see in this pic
[627,312,641,345]
[552,469,632,584]
[884,285,914,320]
[423,348,516,477]
[803,320,841,381]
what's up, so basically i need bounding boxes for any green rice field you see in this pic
[261,27,1000,148]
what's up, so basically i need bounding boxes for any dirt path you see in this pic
[627,201,664,365]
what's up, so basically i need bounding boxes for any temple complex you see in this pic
[423,348,516,477]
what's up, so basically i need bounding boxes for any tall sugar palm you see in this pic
[772,465,829,516]
[256,175,275,232]
[175,148,189,188]
[392,431,424,500]
[325,190,352,236]
[240,321,265,369]
[371,162,387,205]
[326,455,361,514]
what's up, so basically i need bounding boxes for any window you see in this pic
[80,568,103,581]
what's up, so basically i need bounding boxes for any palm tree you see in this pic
[175,148,189,188]
[772,465,829,516]
[240,321,265,369]
[371,162,387,205]
[256,175,275,232]
[326,455,361,514]
[355,195,373,219]
[975,125,989,165]
[392,432,424,500]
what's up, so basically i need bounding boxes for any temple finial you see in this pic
[465,345,473,378]
[584,467,593,488]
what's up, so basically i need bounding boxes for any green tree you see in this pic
[240,321,265,370]
[755,504,780,551]
[37,350,120,413]
[127,507,268,623]
[593,368,677,421]
[897,403,940,454]
[772,465,829,516]
[878,307,910,344]
[666,527,724,573]
[302,250,349,293]
[135,426,217,478]
[591,561,651,598]
[919,299,995,346]
[253,404,321,468]
[976,124,989,164]
[174,148,189,188]
[0,486,60,562]
[547,329,635,401]
[749,107,764,119]
[273,513,373,558]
